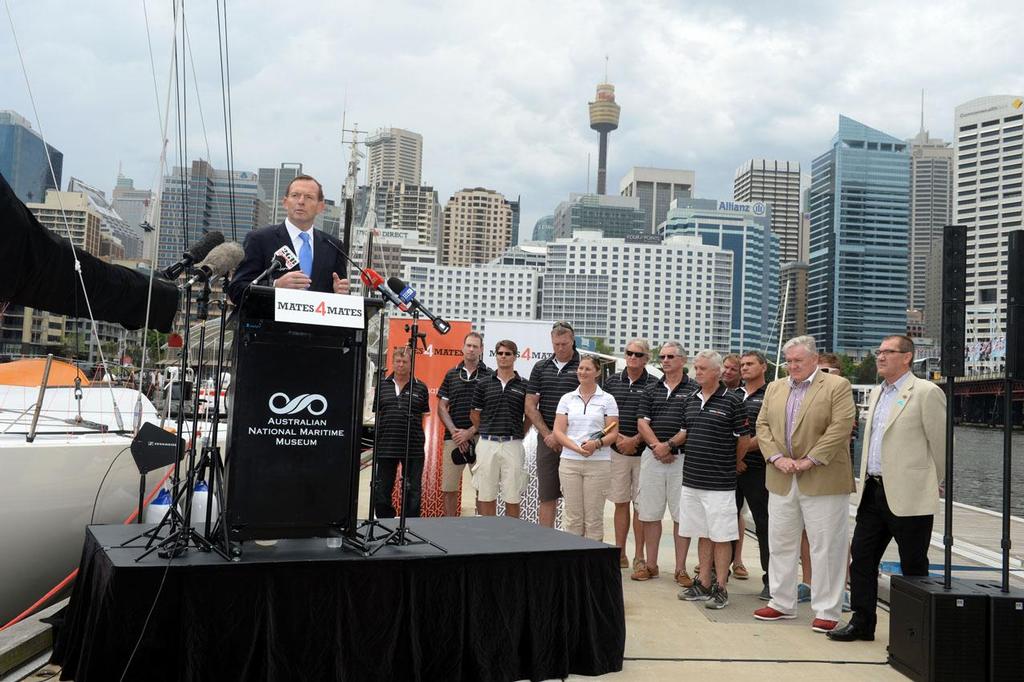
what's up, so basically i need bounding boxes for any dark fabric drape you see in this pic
[0,172,178,332]
[53,518,625,682]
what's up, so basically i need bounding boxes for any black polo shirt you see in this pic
[438,361,492,440]
[373,374,430,459]
[472,371,528,438]
[636,376,699,446]
[680,384,747,491]
[527,351,580,428]
[603,368,656,445]
[734,384,766,468]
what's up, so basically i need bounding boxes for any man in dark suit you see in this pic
[227,174,350,304]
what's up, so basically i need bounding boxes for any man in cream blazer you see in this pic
[829,334,945,642]
[753,335,856,633]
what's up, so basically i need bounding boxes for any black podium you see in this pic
[224,285,380,542]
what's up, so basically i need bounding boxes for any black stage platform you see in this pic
[52,517,625,682]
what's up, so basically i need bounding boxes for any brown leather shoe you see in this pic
[675,569,694,587]
[630,561,659,581]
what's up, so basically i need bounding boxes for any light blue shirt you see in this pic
[866,371,912,476]
[284,218,314,261]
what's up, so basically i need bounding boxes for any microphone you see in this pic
[182,242,245,288]
[161,231,225,279]
[387,276,451,335]
[362,268,407,308]
[250,245,299,286]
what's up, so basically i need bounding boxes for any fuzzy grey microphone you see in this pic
[182,242,245,287]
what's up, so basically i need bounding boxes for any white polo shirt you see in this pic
[555,385,619,461]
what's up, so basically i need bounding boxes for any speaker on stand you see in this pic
[888,224,991,681]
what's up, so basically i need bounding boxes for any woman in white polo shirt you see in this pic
[553,355,619,541]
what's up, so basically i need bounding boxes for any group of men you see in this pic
[228,172,948,641]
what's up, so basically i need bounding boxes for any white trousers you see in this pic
[767,476,849,621]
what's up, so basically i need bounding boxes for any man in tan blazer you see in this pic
[752,335,855,633]
[829,334,945,642]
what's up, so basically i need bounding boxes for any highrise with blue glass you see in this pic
[807,116,911,356]
[0,110,63,204]
[662,198,780,354]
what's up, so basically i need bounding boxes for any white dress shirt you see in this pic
[284,218,314,262]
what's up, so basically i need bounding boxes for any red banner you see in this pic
[386,319,471,516]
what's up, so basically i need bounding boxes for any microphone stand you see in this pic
[365,308,446,556]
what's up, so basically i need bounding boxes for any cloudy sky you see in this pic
[3,0,1023,240]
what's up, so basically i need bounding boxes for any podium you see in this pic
[224,285,381,542]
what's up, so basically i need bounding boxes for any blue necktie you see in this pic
[298,232,312,278]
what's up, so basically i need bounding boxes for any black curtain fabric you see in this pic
[53,521,625,682]
[0,172,179,332]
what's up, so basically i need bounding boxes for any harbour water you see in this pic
[853,425,1024,517]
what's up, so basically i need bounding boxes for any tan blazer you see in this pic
[756,370,856,497]
[856,373,946,517]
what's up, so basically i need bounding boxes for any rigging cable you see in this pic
[215,0,238,242]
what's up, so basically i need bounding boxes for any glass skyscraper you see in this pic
[0,110,63,204]
[552,193,646,240]
[807,115,911,355]
[663,198,780,354]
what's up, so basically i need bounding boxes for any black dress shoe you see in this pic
[827,622,875,642]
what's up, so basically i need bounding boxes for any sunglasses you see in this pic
[658,354,677,361]
[625,350,647,358]
[495,350,516,357]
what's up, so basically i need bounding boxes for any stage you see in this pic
[51,517,625,682]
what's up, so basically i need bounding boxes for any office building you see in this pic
[27,190,102,255]
[542,232,733,353]
[620,167,695,233]
[348,227,438,290]
[733,159,802,264]
[257,162,303,224]
[807,115,911,356]
[780,261,809,341]
[907,128,953,317]
[532,215,555,242]
[111,175,155,256]
[157,160,260,271]
[663,198,780,354]
[0,110,63,204]
[401,263,541,336]
[440,188,516,266]
[366,128,423,186]
[552,193,645,240]
[954,95,1024,371]
[68,177,142,260]
[492,243,547,269]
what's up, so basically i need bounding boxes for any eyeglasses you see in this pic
[876,349,909,356]
[658,354,677,361]
[625,350,647,358]
[495,350,516,357]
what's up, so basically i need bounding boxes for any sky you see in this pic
[3,0,1023,242]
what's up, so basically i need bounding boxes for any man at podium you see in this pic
[228,174,350,303]
[373,345,431,518]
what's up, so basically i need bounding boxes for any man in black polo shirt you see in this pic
[676,350,750,610]
[603,338,657,570]
[735,350,771,600]
[437,331,491,516]
[373,345,430,518]
[471,339,529,518]
[526,321,580,528]
[633,341,699,583]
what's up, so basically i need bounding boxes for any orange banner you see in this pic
[386,318,471,517]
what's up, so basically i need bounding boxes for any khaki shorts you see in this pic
[677,485,739,542]
[608,451,642,504]
[535,437,563,503]
[636,448,683,523]
[441,439,469,493]
[472,438,526,504]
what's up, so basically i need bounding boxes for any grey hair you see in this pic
[693,349,723,371]
[661,340,687,358]
[393,345,413,360]
[782,335,818,356]
[625,338,650,354]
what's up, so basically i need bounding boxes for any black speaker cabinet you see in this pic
[1008,230,1023,380]
[970,581,1024,681]
[888,575,989,681]
[941,224,968,377]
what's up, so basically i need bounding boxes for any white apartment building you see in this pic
[542,232,733,354]
[954,95,1024,370]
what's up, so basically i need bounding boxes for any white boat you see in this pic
[0,361,203,626]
